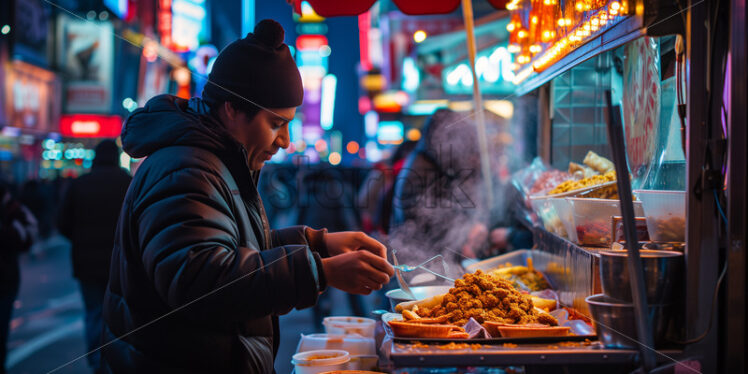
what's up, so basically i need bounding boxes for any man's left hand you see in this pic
[325,231,388,259]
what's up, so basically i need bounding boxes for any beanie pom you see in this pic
[253,19,285,49]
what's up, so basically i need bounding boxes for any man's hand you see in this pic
[324,231,387,258]
[322,251,395,295]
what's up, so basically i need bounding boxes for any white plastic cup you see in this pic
[322,317,376,339]
[292,350,350,374]
[297,334,376,356]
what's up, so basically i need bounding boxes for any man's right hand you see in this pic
[321,251,394,295]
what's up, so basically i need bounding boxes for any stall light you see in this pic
[517,30,527,39]
[377,121,404,144]
[314,139,328,153]
[406,128,421,141]
[407,100,449,115]
[610,1,621,11]
[365,141,381,162]
[402,57,420,92]
[320,74,337,130]
[120,152,131,171]
[565,18,573,26]
[508,44,521,53]
[346,141,360,154]
[531,16,538,24]
[529,44,542,54]
[328,152,341,165]
[512,66,533,85]
[575,2,584,11]
[413,30,427,43]
[484,100,514,119]
[506,22,515,32]
[557,19,566,27]
[364,111,378,138]
[296,140,307,152]
[318,45,331,57]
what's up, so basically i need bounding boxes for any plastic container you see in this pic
[323,317,376,338]
[634,190,686,242]
[529,196,567,238]
[549,198,578,243]
[297,334,376,356]
[567,198,644,247]
[347,355,379,371]
[292,350,350,374]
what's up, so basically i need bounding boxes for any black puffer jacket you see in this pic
[101,95,327,373]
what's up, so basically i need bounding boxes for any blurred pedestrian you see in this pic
[0,179,37,374]
[57,140,131,372]
[389,109,489,277]
[357,141,417,237]
[100,20,392,373]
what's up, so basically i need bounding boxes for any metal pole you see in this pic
[726,0,747,371]
[460,0,494,208]
[604,91,656,371]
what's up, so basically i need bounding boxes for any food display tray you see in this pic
[393,334,597,345]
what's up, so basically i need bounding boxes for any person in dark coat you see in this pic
[57,140,132,371]
[0,180,37,374]
[99,20,393,374]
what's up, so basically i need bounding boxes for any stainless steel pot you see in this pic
[586,294,670,349]
[384,286,452,311]
[598,249,683,304]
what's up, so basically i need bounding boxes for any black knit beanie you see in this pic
[202,19,304,109]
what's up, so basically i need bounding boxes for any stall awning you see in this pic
[291,0,508,17]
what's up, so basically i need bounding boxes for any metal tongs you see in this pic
[391,250,455,299]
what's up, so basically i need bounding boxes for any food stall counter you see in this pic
[389,342,683,367]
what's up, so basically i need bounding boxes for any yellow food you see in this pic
[549,170,616,195]
[583,151,615,173]
[412,270,558,326]
[395,294,446,313]
[491,265,550,292]
[531,296,557,311]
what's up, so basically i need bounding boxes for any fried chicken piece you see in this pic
[536,313,559,326]
[408,269,555,327]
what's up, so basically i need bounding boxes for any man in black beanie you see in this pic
[100,20,393,373]
[58,140,131,373]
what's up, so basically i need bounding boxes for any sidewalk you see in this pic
[7,235,90,373]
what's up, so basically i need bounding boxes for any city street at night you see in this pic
[0,0,746,373]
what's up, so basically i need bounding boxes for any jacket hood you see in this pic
[122,95,242,159]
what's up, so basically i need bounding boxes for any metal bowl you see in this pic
[598,249,683,304]
[384,286,452,311]
[586,294,670,349]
